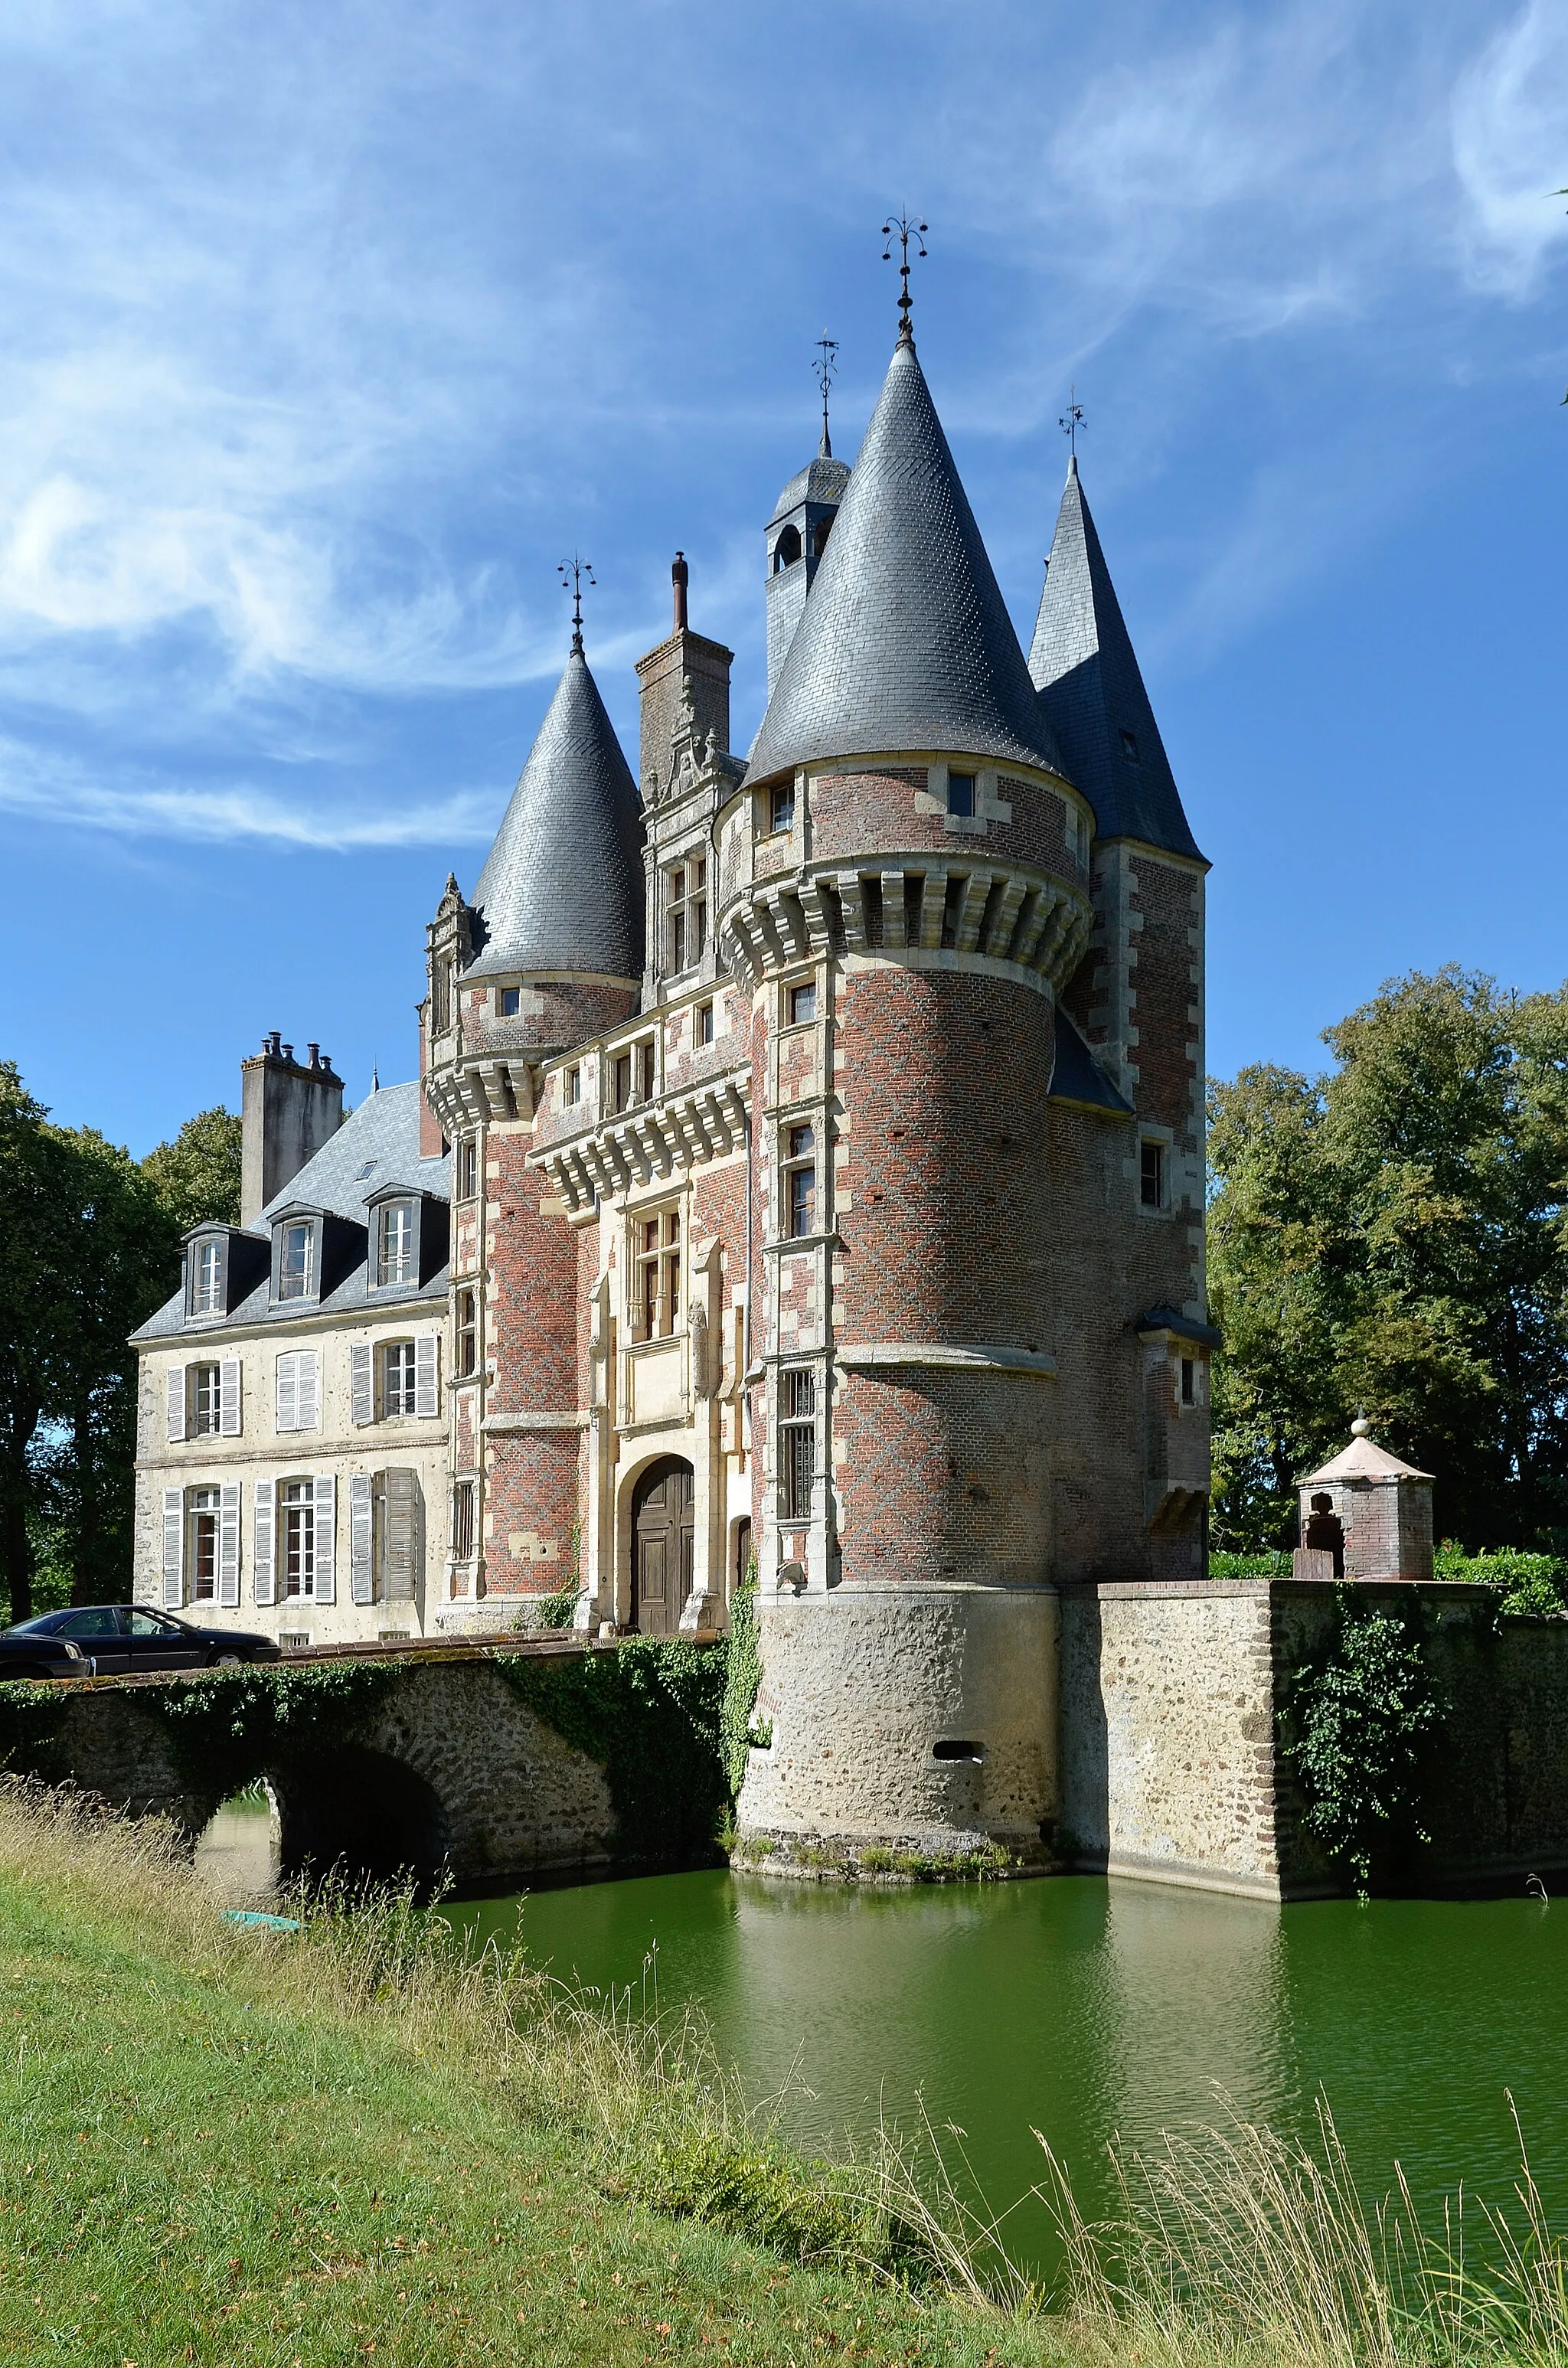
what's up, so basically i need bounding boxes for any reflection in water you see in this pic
[461,1868,1568,2262]
[194,1788,279,1903]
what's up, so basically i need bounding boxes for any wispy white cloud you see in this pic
[1451,0,1568,296]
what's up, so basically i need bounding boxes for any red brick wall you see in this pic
[808,763,1086,877]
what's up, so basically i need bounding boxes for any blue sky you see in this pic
[1,0,1565,1153]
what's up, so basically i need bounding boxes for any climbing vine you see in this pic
[495,1638,729,1866]
[719,1563,764,1799]
[1283,1586,1444,1896]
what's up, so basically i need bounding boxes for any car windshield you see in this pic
[3,1613,67,1635]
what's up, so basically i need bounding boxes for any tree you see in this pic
[0,1065,65,1622]
[140,1106,243,1230]
[1208,968,1568,1552]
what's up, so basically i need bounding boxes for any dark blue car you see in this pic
[0,1605,280,1678]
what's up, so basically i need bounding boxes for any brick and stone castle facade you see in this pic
[135,304,1213,1867]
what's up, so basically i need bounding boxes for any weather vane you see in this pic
[880,213,928,345]
[813,332,839,458]
[557,553,596,650]
[1059,384,1086,459]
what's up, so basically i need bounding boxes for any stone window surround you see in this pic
[1134,1124,1174,1217]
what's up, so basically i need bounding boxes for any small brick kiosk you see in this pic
[1295,1419,1434,1582]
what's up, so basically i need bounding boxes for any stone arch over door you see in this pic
[631,1455,694,1637]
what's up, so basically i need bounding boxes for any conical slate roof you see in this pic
[746,338,1066,785]
[1028,459,1203,862]
[464,645,644,985]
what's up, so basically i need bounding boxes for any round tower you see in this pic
[423,629,644,1622]
[720,318,1096,1867]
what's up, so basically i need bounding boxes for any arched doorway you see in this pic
[632,1455,694,1637]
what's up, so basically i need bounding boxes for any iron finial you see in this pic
[1059,384,1086,461]
[880,213,928,347]
[813,331,839,459]
[557,552,596,652]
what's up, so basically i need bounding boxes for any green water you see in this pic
[456,1870,1568,2253]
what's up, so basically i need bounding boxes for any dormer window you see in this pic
[190,1237,224,1317]
[276,1220,315,1302]
[376,1200,416,1289]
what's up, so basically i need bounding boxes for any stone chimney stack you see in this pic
[635,551,733,801]
[240,1032,345,1224]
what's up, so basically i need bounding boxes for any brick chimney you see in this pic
[240,1033,345,1224]
[635,552,733,799]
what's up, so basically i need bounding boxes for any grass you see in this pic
[5,1779,1568,2366]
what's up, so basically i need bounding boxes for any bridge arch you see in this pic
[270,1746,452,1893]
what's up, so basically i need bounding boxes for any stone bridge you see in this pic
[0,1637,727,1896]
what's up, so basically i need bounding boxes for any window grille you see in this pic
[784,1123,816,1240]
[635,1210,681,1339]
[779,1368,816,1520]
[451,1478,476,1563]
[383,1340,418,1417]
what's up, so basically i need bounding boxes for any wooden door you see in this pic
[632,1457,694,1638]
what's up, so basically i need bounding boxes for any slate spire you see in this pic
[747,337,1064,784]
[1027,458,1203,863]
[464,642,645,985]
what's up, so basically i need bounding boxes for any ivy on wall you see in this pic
[1283,1586,1444,1896]
[495,1639,729,1866]
[718,1573,763,1800]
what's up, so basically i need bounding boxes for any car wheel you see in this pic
[215,1653,243,1667]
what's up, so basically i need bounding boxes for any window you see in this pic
[666,857,707,974]
[431,958,452,1034]
[376,1200,416,1288]
[275,1350,319,1433]
[455,1287,478,1378]
[787,980,816,1027]
[1181,1356,1196,1407]
[812,517,833,559]
[635,1209,681,1339]
[188,1485,220,1603]
[190,1364,221,1437]
[612,1052,632,1112]
[784,1123,816,1239]
[383,1340,418,1417]
[276,1220,314,1301]
[1120,728,1141,764]
[696,1002,714,1047]
[498,986,521,1017]
[281,1478,315,1600]
[948,769,975,818]
[773,524,802,571]
[780,1368,816,1520]
[456,1138,478,1200]
[566,1065,581,1105]
[769,782,795,835]
[1140,1141,1165,1210]
[191,1238,224,1316]
[639,1040,656,1102]
[451,1478,476,1563]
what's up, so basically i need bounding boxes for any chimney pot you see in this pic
[672,551,688,632]
[282,1044,294,1063]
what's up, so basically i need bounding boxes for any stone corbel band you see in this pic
[835,1342,1057,1378]
[480,1411,591,1433]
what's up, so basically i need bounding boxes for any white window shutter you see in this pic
[166,1366,185,1444]
[384,1468,418,1600]
[313,1472,336,1603]
[217,1482,241,1608]
[298,1350,320,1434]
[253,1478,276,1605]
[162,1487,184,1607]
[414,1334,439,1418]
[276,1354,297,1435]
[350,1343,374,1427]
[218,1358,241,1437]
[349,1474,374,1603]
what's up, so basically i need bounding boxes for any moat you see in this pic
[468,1868,1568,2255]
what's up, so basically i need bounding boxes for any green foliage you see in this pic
[496,1639,729,1865]
[139,1103,243,1230]
[0,1660,403,1806]
[1283,1587,1444,1895]
[1207,1550,1292,1579]
[718,1562,763,1798]
[1208,969,1568,1554]
[1432,1540,1568,1616]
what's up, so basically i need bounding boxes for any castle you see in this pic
[135,289,1214,1870]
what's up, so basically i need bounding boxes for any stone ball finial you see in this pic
[1351,1415,1372,1439]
